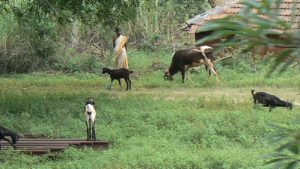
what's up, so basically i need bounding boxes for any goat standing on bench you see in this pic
[102,67,133,91]
[251,89,293,112]
[85,98,97,141]
[0,126,20,149]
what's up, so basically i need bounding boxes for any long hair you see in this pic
[115,27,121,36]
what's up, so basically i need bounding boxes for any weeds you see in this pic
[0,51,299,169]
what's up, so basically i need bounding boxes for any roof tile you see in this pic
[186,0,300,32]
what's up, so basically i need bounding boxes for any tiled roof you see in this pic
[185,0,300,33]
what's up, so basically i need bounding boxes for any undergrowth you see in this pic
[0,50,299,169]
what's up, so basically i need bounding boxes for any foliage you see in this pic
[0,0,208,73]
[53,52,105,73]
[132,0,207,45]
[2,0,139,26]
[196,0,300,168]
[0,61,299,168]
[198,0,300,72]
[0,50,299,168]
[0,12,58,73]
[265,125,300,169]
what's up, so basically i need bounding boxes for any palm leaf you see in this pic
[196,0,299,73]
[286,161,299,169]
[265,156,292,165]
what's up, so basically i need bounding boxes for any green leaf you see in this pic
[288,143,300,155]
[286,161,299,169]
[277,142,293,152]
[265,157,291,165]
[241,0,261,9]
[266,49,294,77]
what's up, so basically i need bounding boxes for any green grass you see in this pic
[0,50,299,169]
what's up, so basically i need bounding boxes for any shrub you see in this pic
[0,13,58,73]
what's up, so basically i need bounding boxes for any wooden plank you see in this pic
[17,148,65,155]
[0,137,109,155]
[2,145,69,148]
[1,138,108,143]
[1,140,108,144]
[4,147,66,155]
[15,146,67,151]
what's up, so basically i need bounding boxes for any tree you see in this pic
[1,0,139,26]
[0,0,140,73]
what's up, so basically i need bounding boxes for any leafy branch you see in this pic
[197,0,300,71]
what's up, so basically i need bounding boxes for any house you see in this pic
[183,0,300,50]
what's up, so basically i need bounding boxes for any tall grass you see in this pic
[0,87,299,168]
[0,50,299,168]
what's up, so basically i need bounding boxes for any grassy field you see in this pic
[0,50,300,169]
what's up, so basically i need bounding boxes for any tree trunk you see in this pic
[71,18,79,48]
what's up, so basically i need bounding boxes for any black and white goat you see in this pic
[0,126,20,149]
[85,98,97,141]
[102,67,133,91]
[251,89,293,112]
[164,46,219,83]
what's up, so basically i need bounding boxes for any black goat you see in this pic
[164,46,219,83]
[0,126,20,149]
[251,89,293,112]
[102,67,133,90]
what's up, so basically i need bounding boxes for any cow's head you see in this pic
[164,70,173,81]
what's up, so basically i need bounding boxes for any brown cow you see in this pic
[164,46,219,83]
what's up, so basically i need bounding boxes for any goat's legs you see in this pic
[107,79,114,90]
[91,122,96,141]
[2,137,16,149]
[253,98,258,109]
[125,79,129,90]
[86,121,91,140]
[253,97,258,105]
[117,79,122,89]
[86,121,89,140]
[127,78,131,90]
[269,106,275,112]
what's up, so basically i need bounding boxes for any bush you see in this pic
[0,13,58,73]
[53,52,104,73]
